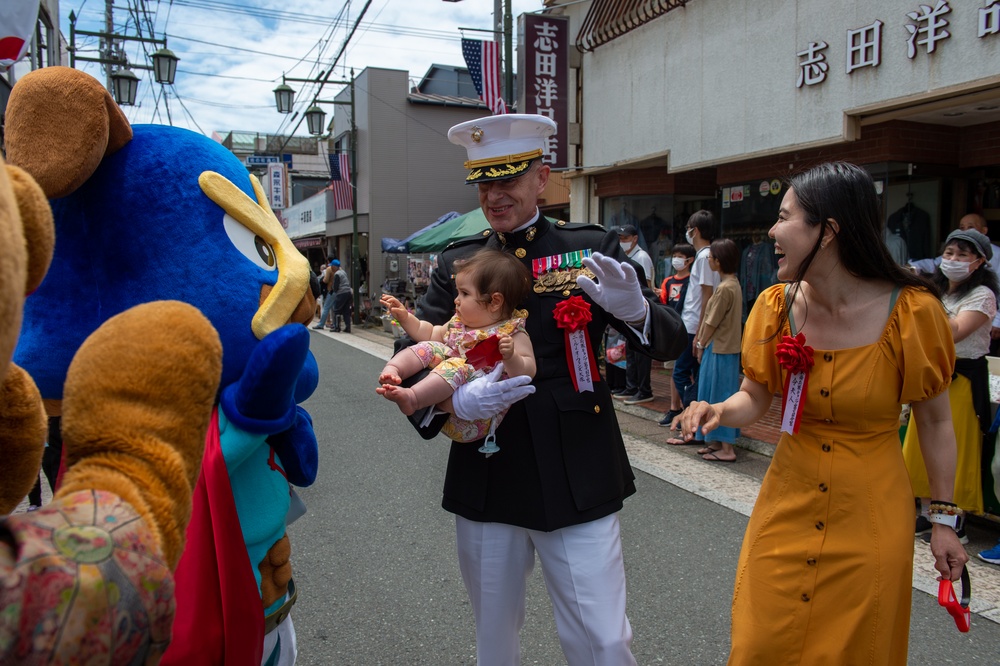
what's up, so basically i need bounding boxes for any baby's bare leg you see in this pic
[380,374,454,416]
[378,347,426,385]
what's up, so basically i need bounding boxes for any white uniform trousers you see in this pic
[455,513,637,666]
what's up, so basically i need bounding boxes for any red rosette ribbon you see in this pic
[553,296,599,392]
[775,332,814,434]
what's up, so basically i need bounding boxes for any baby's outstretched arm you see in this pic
[497,332,536,379]
[380,294,439,342]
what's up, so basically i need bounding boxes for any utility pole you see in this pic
[503,0,513,107]
[104,0,114,91]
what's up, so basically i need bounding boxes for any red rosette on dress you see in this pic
[776,332,814,434]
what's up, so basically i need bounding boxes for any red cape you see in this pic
[161,407,264,665]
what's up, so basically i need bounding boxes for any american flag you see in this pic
[328,152,353,211]
[461,38,507,115]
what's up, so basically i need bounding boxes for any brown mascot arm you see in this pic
[56,300,223,569]
[0,365,46,514]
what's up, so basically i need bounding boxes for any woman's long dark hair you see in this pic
[780,162,937,332]
[932,238,1000,302]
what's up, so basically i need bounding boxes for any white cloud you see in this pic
[62,0,546,137]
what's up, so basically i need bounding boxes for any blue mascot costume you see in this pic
[6,66,319,665]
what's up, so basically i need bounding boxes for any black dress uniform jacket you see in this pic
[409,215,686,531]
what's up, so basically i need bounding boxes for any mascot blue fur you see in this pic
[6,66,318,665]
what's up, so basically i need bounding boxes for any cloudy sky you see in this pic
[61,0,545,138]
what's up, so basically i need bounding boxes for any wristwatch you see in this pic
[928,512,961,528]
[695,340,704,350]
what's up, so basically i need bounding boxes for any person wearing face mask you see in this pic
[903,228,1000,541]
[662,211,719,436]
[657,244,694,424]
[911,214,1000,356]
[612,225,656,404]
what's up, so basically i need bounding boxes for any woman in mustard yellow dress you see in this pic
[681,162,969,665]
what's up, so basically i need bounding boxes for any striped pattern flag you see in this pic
[461,38,507,115]
[328,152,353,211]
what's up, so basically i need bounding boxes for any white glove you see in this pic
[576,252,648,322]
[451,364,536,421]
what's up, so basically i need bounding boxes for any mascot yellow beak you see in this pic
[199,171,310,339]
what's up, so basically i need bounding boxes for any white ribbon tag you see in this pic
[780,372,807,435]
[568,329,594,392]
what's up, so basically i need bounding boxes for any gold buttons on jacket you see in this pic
[594,406,600,414]
[516,248,527,258]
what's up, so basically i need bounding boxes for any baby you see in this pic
[377,249,535,435]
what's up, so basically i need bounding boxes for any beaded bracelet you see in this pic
[929,501,963,517]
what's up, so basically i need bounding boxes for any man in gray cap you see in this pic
[614,224,656,404]
[397,114,686,665]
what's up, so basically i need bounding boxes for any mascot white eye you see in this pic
[223,213,277,271]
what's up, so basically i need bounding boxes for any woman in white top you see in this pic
[904,228,1000,534]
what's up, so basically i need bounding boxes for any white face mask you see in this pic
[685,229,695,243]
[619,241,633,254]
[940,258,975,282]
[671,257,687,271]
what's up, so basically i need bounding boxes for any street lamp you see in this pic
[151,48,179,85]
[304,105,328,136]
[273,71,362,322]
[110,68,140,106]
[68,10,179,106]
[273,83,295,114]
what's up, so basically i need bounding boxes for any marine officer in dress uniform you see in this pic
[403,114,687,666]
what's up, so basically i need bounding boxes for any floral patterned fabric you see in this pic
[0,490,174,665]
[413,315,527,443]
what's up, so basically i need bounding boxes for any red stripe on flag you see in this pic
[462,38,507,115]
[330,153,353,211]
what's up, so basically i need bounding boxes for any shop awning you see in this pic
[292,236,324,250]
[407,208,491,253]
[577,0,688,53]
[382,211,461,253]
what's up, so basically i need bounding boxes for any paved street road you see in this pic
[292,329,1000,664]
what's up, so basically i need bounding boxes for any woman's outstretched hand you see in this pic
[680,400,722,441]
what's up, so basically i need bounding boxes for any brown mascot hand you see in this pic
[56,300,223,569]
[0,365,46,514]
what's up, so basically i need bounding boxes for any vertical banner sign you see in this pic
[520,14,568,169]
[267,162,286,210]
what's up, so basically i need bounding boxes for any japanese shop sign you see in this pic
[796,1,999,89]
[267,162,286,210]
[520,14,569,168]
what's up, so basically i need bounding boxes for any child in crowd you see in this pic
[377,249,536,439]
[660,244,694,315]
